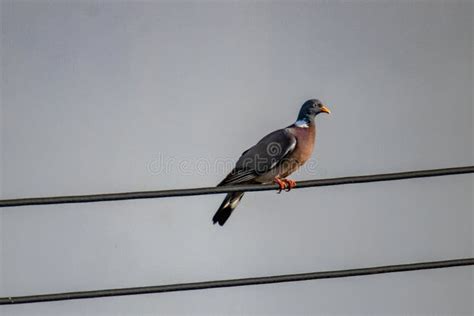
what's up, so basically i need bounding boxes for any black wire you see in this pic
[0,166,473,208]
[1,258,472,305]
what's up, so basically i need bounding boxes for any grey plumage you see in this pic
[219,129,297,186]
[212,129,297,226]
[212,99,330,226]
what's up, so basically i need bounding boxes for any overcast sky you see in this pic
[1,1,473,315]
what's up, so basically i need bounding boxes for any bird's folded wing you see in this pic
[219,128,297,185]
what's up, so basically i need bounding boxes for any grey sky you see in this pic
[1,1,473,315]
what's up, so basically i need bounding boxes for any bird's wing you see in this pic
[219,128,297,185]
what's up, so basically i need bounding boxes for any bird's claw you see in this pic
[284,179,297,191]
[274,178,297,193]
[274,178,286,193]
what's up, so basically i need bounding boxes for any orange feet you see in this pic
[274,178,287,193]
[284,179,297,191]
[273,178,297,193]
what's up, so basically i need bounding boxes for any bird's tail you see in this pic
[212,192,245,226]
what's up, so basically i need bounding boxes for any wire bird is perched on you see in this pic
[212,99,331,226]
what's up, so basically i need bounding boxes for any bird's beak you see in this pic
[320,105,331,114]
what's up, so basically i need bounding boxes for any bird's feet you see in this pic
[273,178,297,193]
[284,179,297,191]
[274,178,286,193]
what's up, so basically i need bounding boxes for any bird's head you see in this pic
[296,99,330,125]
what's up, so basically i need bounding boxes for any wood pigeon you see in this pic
[212,99,331,226]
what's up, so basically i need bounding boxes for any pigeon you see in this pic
[212,99,330,226]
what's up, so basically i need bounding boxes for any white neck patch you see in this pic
[295,119,309,128]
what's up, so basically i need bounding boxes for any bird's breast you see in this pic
[289,124,316,166]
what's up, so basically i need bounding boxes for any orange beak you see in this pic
[320,105,331,114]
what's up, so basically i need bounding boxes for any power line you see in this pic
[0,166,473,208]
[1,258,472,305]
